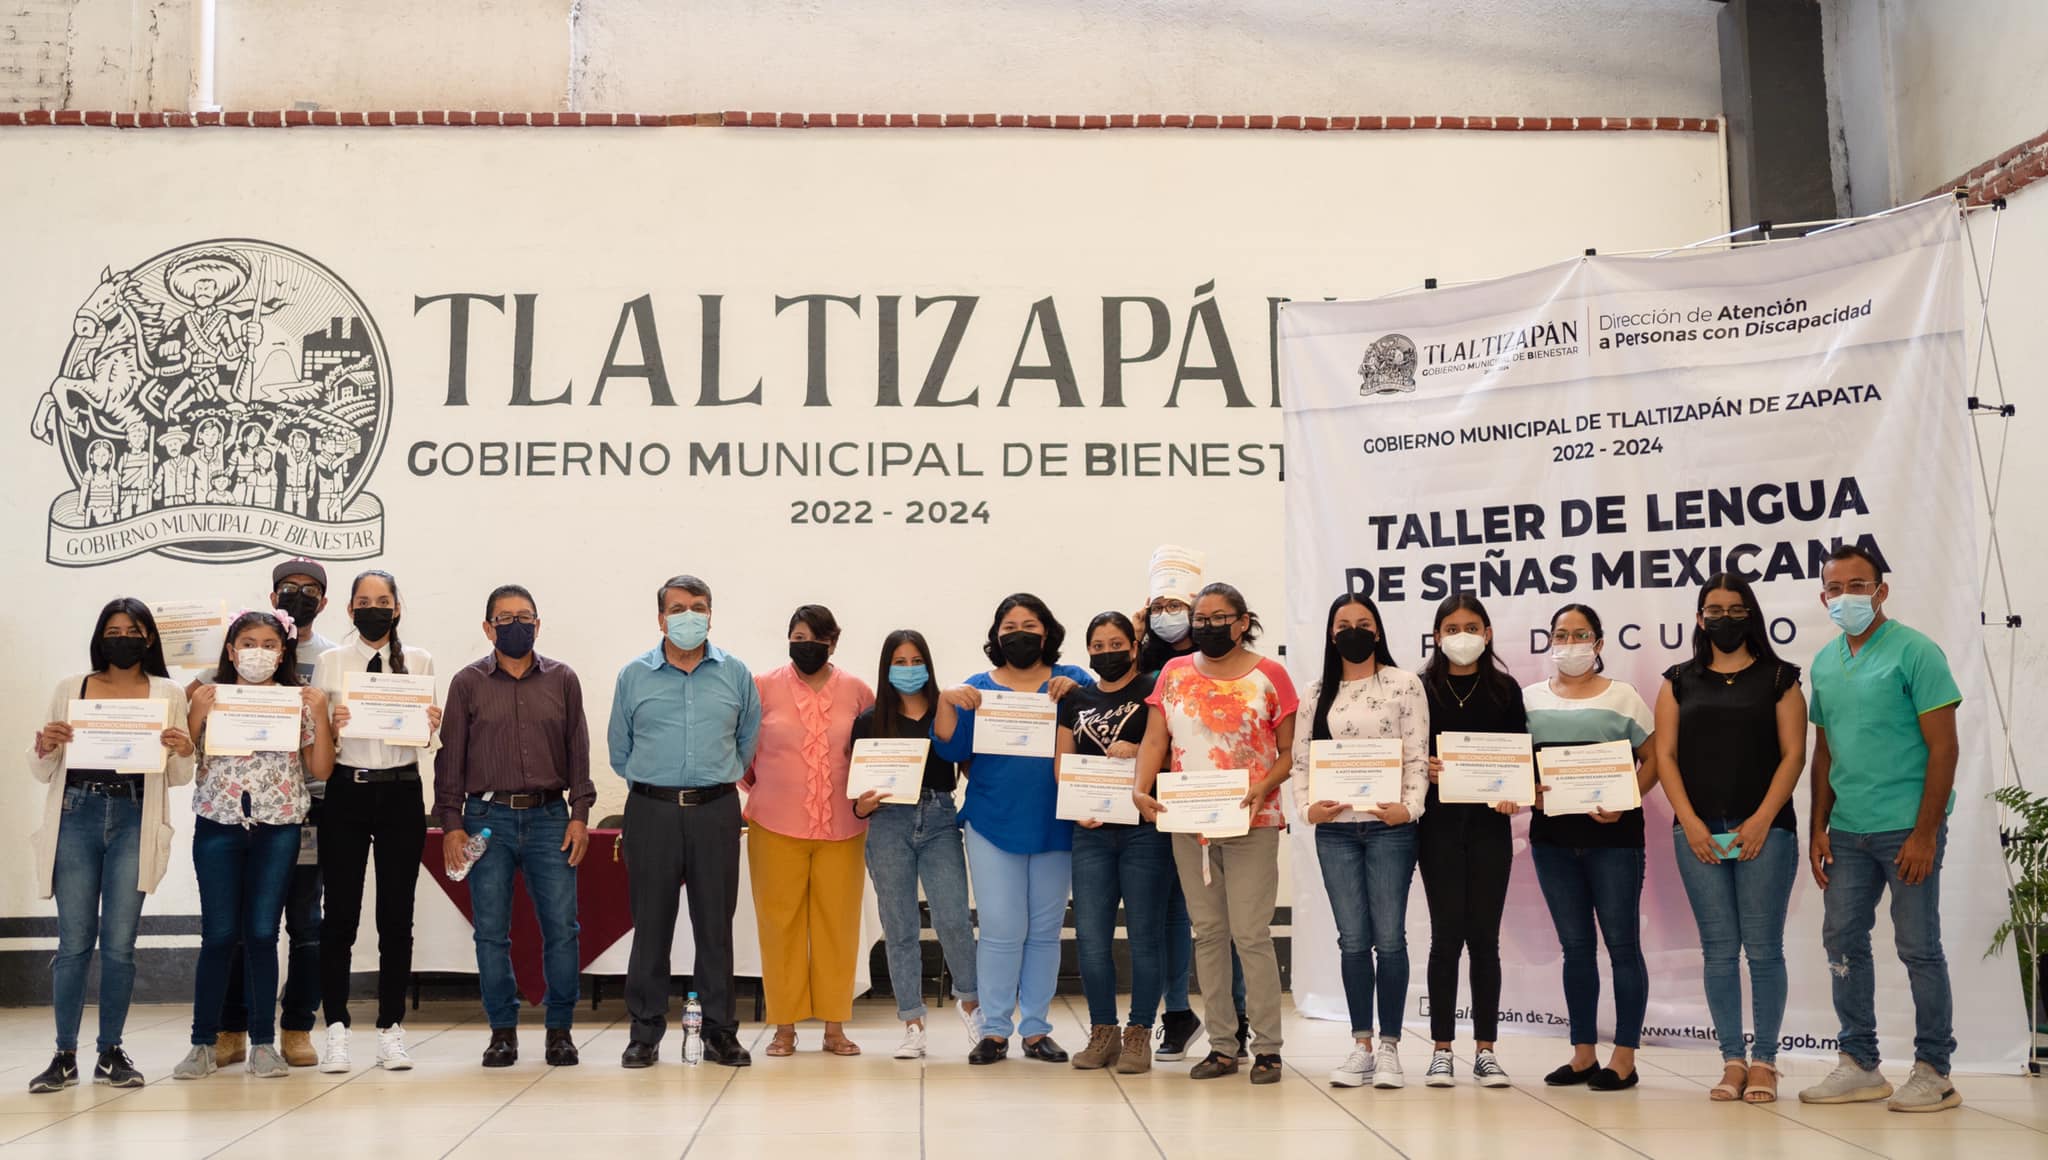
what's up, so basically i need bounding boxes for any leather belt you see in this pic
[65,773,144,798]
[474,790,562,810]
[344,762,421,784]
[630,780,735,806]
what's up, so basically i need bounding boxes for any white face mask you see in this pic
[1439,632,1487,666]
[1149,609,1191,645]
[234,647,281,683]
[1551,643,1597,677]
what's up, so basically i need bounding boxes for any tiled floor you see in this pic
[0,997,2040,1158]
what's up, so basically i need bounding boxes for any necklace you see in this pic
[1447,674,1481,708]
[1714,656,1757,686]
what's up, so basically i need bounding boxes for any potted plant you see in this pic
[1989,784,2048,1067]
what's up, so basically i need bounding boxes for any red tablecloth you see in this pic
[421,827,632,1005]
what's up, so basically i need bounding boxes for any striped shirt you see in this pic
[433,652,595,828]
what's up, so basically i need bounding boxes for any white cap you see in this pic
[1147,544,1205,604]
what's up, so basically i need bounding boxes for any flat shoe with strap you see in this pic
[1744,1062,1779,1103]
[823,1036,862,1056]
[1710,1061,1746,1101]
[766,1031,797,1057]
[1021,1036,1068,1063]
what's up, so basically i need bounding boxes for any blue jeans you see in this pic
[1821,824,1954,1073]
[1671,819,1797,1063]
[51,787,145,1053]
[1071,821,1175,1028]
[1532,844,1648,1048]
[464,798,582,1030]
[1315,820,1420,1040]
[1165,879,1244,1015]
[222,854,322,1034]
[963,824,1070,1039]
[191,816,301,1046]
[864,792,978,1021]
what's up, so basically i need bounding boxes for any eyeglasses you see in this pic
[1700,608,1750,622]
[489,614,538,627]
[275,582,324,600]
[1549,629,1596,644]
[101,627,146,639]
[1191,613,1241,629]
[1822,580,1879,597]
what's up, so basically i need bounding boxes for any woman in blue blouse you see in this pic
[933,593,1092,1065]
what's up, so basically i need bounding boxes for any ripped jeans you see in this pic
[1819,825,1953,1074]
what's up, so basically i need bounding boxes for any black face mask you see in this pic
[1705,617,1749,654]
[493,621,537,660]
[789,640,831,675]
[351,607,397,641]
[1333,627,1378,665]
[274,591,320,630]
[1191,623,1238,659]
[103,636,149,671]
[998,631,1045,669]
[1089,650,1134,682]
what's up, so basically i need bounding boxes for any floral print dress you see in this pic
[194,697,318,828]
[1146,655,1301,829]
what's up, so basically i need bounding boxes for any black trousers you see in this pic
[1418,803,1513,1043]
[623,788,741,1042]
[318,776,426,1029]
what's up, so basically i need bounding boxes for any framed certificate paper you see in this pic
[1056,755,1139,824]
[1536,740,1642,814]
[208,684,302,756]
[66,698,169,773]
[971,689,1057,759]
[340,672,435,747]
[149,600,228,669]
[1153,768,1251,838]
[848,738,929,805]
[1308,738,1402,810]
[1437,731,1537,806]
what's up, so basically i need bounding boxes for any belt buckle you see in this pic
[352,769,374,784]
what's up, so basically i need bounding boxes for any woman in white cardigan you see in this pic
[28,598,194,1093]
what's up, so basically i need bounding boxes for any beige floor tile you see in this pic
[1828,1127,2048,1158]
[0,1109,76,1143]
[310,1080,526,1108]
[923,1130,1164,1160]
[923,1097,1144,1132]
[1605,1127,1882,1159]
[1338,1091,1584,1130]
[1374,1127,1646,1160]
[1766,1100,2033,1133]
[4,1105,278,1143]
[0,1138,227,1160]
[441,1133,685,1160]
[698,1098,921,1134]
[471,1101,717,1135]
[681,1131,919,1159]
[1152,1128,1404,1158]
[215,1128,475,1159]
[266,1099,502,1135]
[1973,1099,2048,1131]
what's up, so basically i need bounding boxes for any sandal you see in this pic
[1744,1062,1778,1103]
[823,1036,862,1056]
[766,1030,797,1057]
[1710,1060,1747,1101]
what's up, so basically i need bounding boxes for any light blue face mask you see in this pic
[1827,594,1876,636]
[888,664,930,694]
[665,610,710,650]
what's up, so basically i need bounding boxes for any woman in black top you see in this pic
[851,629,980,1060]
[1652,573,1807,1104]
[1417,594,1526,1089]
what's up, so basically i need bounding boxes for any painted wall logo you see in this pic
[29,240,389,567]
[1357,333,1419,394]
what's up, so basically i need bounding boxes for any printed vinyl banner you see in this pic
[1278,200,2022,1071]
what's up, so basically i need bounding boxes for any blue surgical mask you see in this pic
[1150,609,1191,644]
[888,664,930,695]
[1827,594,1876,635]
[665,610,710,650]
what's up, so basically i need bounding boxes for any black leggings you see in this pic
[1418,804,1512,1043]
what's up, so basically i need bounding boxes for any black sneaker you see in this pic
[29,1052,78,1093]
[1235,1012,1250,1061]
[94,1047,143,1088]
[1156,1010,1201,1062]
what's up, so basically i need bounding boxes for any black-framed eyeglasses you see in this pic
[489,614,539,627]
[1700,608,1751,622]
[275,582,324,600]
[1191,613,1241,629]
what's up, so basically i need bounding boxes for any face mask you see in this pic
[666,610,710,651]
[235,647,280,683]
[1552,642,1598,677]
[998,631,1045,669]
[1704,617,1749,653]
[1439,632,1487,666]
[1332,627,1378,665]
[1828,594,1876,635]
[103,636,150,670]
[1191,622,1238,659]
[1149,610,1191,645]
[1089,650,1134,682]
[789,640,831,675]
[888,664,930,695]
[274,591,320,629]
[493,621,537,660]
[351,606,396,641]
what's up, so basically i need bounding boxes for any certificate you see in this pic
[847,738,929,805]
[1056,755,1140,824]
[340,672,435,747]
[207,684,302,756]
[1148,544,1206,600]
[1308,738,1402,810]
[1537,740,1642,815]
[66,698,169,773]
[1153,768,1252,838]
[1437,731,1537,805]
[150,600,228,669]
[972,689,1056,759]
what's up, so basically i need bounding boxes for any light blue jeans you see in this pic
[1671,819,1797,1063]
[1314,819,1420,1040]
[52,787,145,1054]
[865,791,979,1021]
[962,823,1070,1039]
[1822,824,1954,1073]
[463,798,581,1030]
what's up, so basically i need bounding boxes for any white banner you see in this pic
[1279,199,2022,1072]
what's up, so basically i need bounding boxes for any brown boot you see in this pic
[1071,1024,1122,1070]
[279,1030,317,1068]
[1114,1026,1153,1074]
[214,1031,248,1066]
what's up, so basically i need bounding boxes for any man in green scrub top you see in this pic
[1798,545,1962,1114]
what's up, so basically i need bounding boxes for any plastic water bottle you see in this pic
[681,992,704,1066]
[446,828,492,882]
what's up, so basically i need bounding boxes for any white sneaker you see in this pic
[171,1044,216,1081]
[1372,1039,1405,1089]
[1473,1049,1512,1088]
[956,1001,980,1047]
[319,1023,351,1074]
[1329,1041,1376,1087]
[894,1023,928,1060]
[1425,1049,1455,1087]
[247,1043,290,1079]
[1798,1052,1892,1104]
[376,1025,414,1070]
[1887,1061,1961,1113]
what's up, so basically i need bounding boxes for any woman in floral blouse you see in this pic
[175,609,334,1081]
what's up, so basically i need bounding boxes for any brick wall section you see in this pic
[0,109,1721,132]
[1930,124,2048,205]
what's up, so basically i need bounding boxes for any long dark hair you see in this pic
[90,597,169,677]
[212,609,302,686]
[1311,594,1397,741]
[1691,572,1781,670]
[350,568,410,674]
[1551,602,1606,674]
[872,628,936,739]
[1423,593,1520,707]
[982,593,1066,667]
